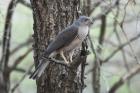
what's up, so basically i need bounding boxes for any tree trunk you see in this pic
[30,0,87,93]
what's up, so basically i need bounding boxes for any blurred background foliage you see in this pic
[0,1,35,93]
[0,0,140,93]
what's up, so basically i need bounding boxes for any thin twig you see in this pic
[88,1,119,93]
[119,0,140,64]
[120,27,140,64]
[93,16,140,30]
[103,33,140,63]
[10,38,32,55]
[89,0,102,15]
[11,64,34,93]
[0,65,32,75]
[92,13,106,93]
[14,67,32,75]
[113,0,130,71]
[9,48,32,72]
[113,1,131,92]
[91,0,119,22]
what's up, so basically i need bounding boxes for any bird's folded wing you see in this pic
[45,25,78,55]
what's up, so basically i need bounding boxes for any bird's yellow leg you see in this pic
[69,51,74,63]
[60,51,69,64]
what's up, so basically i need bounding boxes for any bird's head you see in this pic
[77,16,93,26]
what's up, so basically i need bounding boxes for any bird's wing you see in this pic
[44,25,78,56]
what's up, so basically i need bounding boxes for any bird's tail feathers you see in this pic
[29,58,49,79]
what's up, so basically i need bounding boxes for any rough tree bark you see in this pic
[30,0,87,93]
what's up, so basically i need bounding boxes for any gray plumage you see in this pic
[30,16,93,79]
[44,25,78,57]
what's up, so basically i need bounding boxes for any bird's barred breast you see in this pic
[62,26,89,53]
[62,36,82,52]
[57,26,89,54]
[78,26,89,40]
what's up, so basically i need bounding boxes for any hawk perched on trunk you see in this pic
[30,16,93,79]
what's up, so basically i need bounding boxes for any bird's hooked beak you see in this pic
[89,19,93,24]
[88,19,93,26]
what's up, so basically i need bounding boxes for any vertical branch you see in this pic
[89,1,119,93]
[98,15,106,45]
[1,0,18,70]
[113,0,130,71]
[81,40,88,92]
[113,1,131,92]
[82,0,92,16]
[86,0,91,16]
[120,0,140,64]
[82,0,102,16]
[92,15,106,93]
[0,0,18,93]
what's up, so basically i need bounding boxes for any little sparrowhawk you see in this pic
[30,16,93,79]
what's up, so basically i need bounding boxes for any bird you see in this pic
[29,16,93,79]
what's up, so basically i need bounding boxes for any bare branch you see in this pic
[10,38,32,55]
[14,67,32,74]
[0,65,32,74]
[113,0,130,71]
[9,48,32,72]
[103,33,140,63]
[119,0,140,64]
[120,24,140,64]
[109,65,140,93]
[82,0,102,16]
[89,0,102,15]
[0,0,18,71]
[11,64,34,93]
[113,1,131,91]
[93,16,140,30]
[92,0,120,22]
